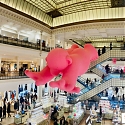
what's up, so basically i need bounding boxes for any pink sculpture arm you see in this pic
[25,66,55,86]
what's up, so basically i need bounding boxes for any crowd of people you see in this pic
[0,91,38,122]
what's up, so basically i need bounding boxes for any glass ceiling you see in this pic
[25,0,111,16]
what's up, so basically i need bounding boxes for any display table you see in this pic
[67,110,84,125]
[112,112,121,125]
[14,111,30,124]
[64,104,70,113]
[27,115,49,125]
[42,103,52,113]
[57,108,64,120]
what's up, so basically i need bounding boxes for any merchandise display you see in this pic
[67,102,85,125]
[14,111,30,124]
[112,108,122,124]
[41,96,52,113]
[27,105,49,125]
[57,107,64,120]
[58,94,70,112]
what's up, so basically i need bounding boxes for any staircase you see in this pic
[90,49,125,69]
[77,78,125,101]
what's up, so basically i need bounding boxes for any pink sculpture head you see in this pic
[84,44,98,61]
[46,48,72,70]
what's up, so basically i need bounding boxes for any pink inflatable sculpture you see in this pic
[25,44,98,93]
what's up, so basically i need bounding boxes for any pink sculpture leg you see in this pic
[50,64,79,93]
[25,66,55,86]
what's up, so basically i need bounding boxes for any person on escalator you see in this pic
[110,42,112,50]
[102,46,106,54]
[98,49,101,56]
[105,64,110,74]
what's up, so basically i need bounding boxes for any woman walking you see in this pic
[7,102,11,117]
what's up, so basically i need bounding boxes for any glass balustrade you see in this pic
[0,71,28,80]
[0,35,54,52]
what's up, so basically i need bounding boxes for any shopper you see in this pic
[5,91,8,101]
[31,94,33,104]
[32,97,36,109]
[14,101,17,115]
[3,103,6,118]
[34,93,37,100]
[110,42,112,50]
[98,49,101,56]
[11,92,15,100]
[99,106,102,118]
[17,99,19,111]
[7,102,11,117]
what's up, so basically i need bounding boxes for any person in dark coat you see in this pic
[98,49,101,56]
[7,102,11,117]
[99,106,102,118]
[14,101,17,115]
[110,42,112,50]
[31,94,33,104]
[17,99,19,111]
[3,103,6,118]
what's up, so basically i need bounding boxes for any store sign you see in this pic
[122,113,125,123]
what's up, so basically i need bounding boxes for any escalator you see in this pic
[76,78,125,101]
[89,49,125,69]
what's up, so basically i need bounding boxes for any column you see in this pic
[0,28,1,35]
[17,31,20,39]
[38,86,42,102]
[0,57,1,72]
[39,58,46,70]
[16,57,19,72]
[40,31,43,56]
[51,33,55,49]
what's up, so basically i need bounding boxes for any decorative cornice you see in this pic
[53,21,125,34]
[0,6,51,34]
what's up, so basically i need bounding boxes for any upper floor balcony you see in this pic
[0,35,54,52]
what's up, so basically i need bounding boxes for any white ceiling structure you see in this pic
[55,22,125,45]
[0,0,124,59]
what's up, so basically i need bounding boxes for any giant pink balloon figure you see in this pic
[25,44,98,93]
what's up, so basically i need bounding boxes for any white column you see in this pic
[17,31,20,39]
[38,86,42,102]
[40,58,46,70]
[40,31,43,56]
[16,57,19,71]
[0,57,1,72]
[51,33,55,49]
[0,28,1,35]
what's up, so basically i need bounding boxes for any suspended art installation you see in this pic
[112,58,117,64]
[25,44,98,93]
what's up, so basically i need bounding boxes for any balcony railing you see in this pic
[0,35,54,52]
[0,71,28,80]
